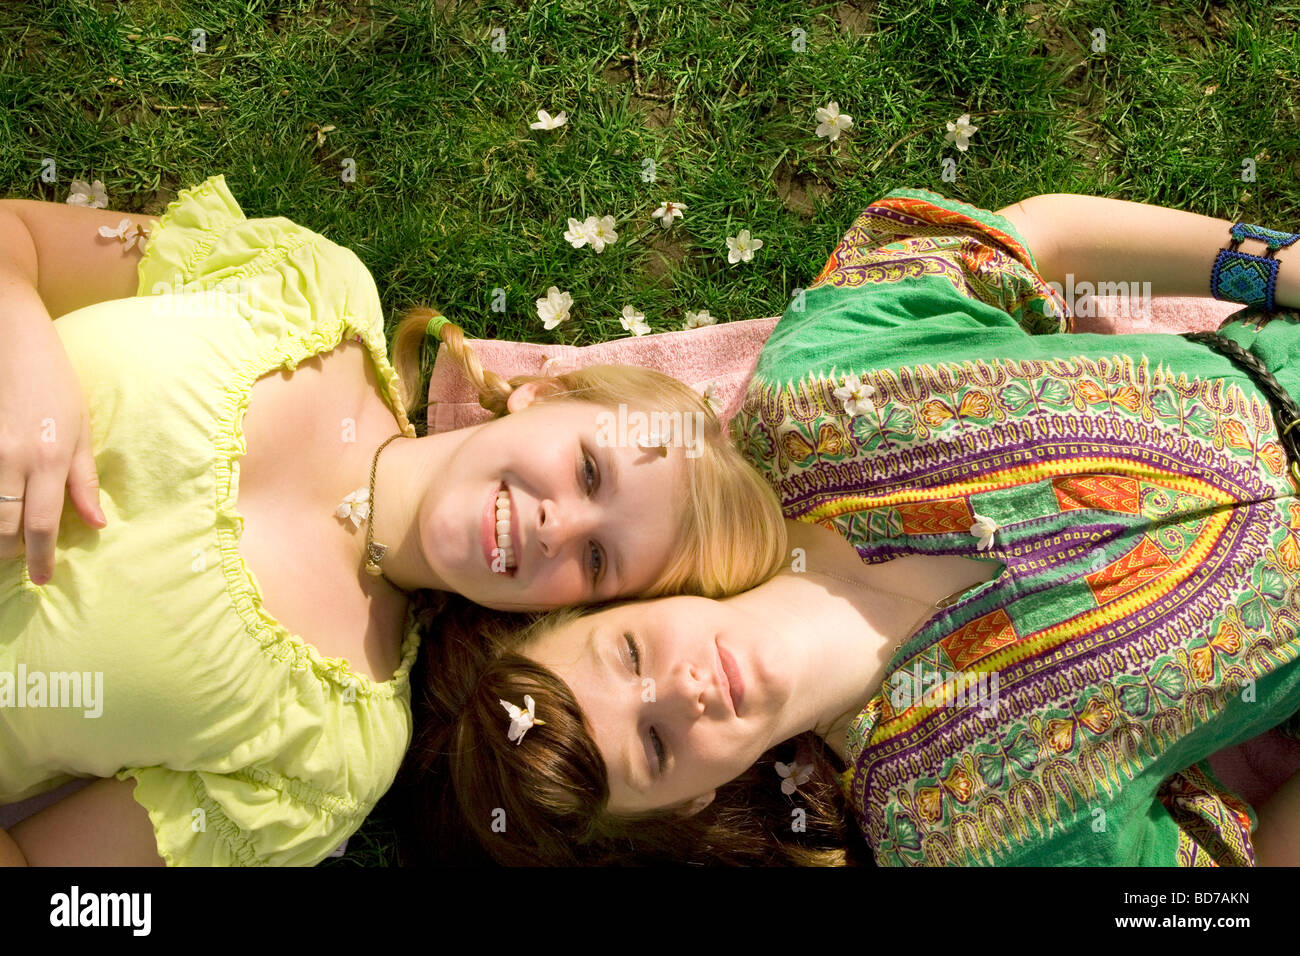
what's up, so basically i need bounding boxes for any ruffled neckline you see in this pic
[139,173,423,699]
[216,315,422,699]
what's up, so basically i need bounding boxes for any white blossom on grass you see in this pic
[652,201,686,228]
[588,215,618,253]
[67,179,108,208]
[564,217,598,250]
[945,113,979,151]
[529,109,568,130]
[536,286,573,331]
[620,305,651,336]
[815,101,854,141]
[726,230,763,265]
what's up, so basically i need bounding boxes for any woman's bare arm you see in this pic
[999,194,1300,310]
[1252,767,1300,866]
[0,825,27,865]
[0,199,157,319]
[4,777,165,866]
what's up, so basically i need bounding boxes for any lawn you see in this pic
[2,0,1297,865]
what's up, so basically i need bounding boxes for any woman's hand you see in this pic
[0,310,106,584]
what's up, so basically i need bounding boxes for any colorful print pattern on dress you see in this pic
[730,189,1300,866]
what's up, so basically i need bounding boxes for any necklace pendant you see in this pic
[365,541,388,574]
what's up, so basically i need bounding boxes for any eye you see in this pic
[625,634,666,774]
[581,450,606,587]
[650,728,666,773]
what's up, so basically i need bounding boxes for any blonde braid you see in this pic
[435,318,514,416]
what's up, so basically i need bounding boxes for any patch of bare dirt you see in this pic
[835,1,877,36]
[773,161,831,218]
[602,60,632,85]
[1022,3,1077,56]
[643,230,690,285]
[628,95,674,128]
[143,174,180,216]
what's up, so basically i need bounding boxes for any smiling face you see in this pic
[421,389,687,612]
[522,595,798,814]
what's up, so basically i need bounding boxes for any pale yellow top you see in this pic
[0,175,421,865]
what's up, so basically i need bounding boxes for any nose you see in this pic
[535,497,600,559]
[658,661,707,722]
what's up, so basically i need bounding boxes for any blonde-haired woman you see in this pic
[0,175,786,865]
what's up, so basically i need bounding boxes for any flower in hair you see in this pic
[701,381,721,415]
[775,760,813,796]
[500,695,546,744]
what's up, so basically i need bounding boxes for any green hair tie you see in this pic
[425,312,450,339]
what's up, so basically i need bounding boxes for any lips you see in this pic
[716,639,743,716]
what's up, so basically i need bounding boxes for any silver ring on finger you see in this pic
[0,495,24,502]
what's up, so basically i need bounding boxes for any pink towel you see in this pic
[425,294,1241,434]
[427,316,782,433]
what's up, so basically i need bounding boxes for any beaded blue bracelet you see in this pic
[1210,222,1300,314]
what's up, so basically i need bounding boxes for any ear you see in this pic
[673,791,716,818]
[504,378,565,414]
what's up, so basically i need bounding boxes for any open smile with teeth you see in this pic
[495,488,517,571]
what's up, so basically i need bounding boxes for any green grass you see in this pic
[3,0,1298,865]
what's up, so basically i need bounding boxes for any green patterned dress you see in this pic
[729,187,1300,866]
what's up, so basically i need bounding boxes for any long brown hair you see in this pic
[392,595,875,866]
[388,305,788,600]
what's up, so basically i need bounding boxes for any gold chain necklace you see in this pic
[338,432,411,597]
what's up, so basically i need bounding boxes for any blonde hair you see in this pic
[390,305,788,599]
